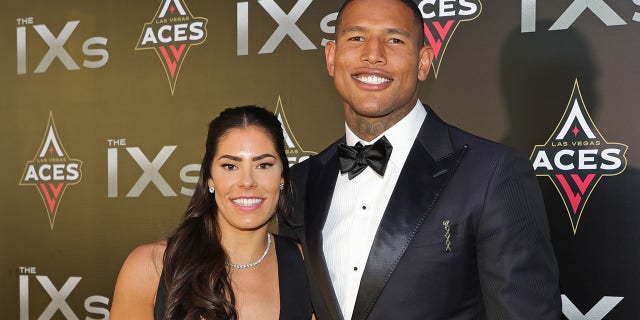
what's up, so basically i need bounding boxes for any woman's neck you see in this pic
[221,227,271,267]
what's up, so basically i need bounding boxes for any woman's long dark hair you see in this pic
[162,105,294,320]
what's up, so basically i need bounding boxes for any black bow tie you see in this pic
[338,136,393,180]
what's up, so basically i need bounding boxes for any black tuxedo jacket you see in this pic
[282,106,561,320]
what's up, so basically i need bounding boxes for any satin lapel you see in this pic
[351,107,469,320]
[304,144,344,320]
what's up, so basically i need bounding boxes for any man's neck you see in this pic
[344,103,416,142]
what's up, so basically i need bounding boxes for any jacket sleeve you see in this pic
[476,151,562,319]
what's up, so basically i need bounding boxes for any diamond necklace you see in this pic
[225,233,271,269]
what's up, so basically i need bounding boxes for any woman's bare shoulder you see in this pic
[110,241,167,319]
[127,241,166,273]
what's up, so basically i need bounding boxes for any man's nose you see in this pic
[361,37,386,65]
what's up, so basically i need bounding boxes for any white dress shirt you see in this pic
[322,101,427,319]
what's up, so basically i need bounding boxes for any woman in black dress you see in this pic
[111,106,312,320]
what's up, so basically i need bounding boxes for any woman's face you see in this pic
[209,126,283,233]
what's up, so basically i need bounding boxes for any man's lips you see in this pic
[353,73,392,86]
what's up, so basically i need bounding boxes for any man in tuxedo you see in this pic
[282,0,561,319]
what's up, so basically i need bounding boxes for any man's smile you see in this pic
[354,74,391,85]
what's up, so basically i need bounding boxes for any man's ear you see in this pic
[325,40,336,77]
[417,45,434,81]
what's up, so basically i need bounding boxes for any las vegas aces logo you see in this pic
[20,112,83,229]
[530,80,628,234]
[136,0,208,95]
[418,0,482,78]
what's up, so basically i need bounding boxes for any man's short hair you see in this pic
[335,0,426,46]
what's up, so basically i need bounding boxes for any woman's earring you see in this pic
[279,183,284,191]
[208,186,215,194]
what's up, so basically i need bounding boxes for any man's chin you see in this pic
[346,101,395,119]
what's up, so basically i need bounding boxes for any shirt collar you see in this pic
[344,100,427,165]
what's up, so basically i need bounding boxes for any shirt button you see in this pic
[353,267,358,271]
[362,206,366,210]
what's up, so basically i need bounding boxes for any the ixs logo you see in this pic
[20,112,83,229]
[107,98,314,198]
[418,0,482,78]
[530,80,628,234]
[107,140,195,198]
[16,17,109,74]
[236,0,337,55]
[136,0,208,95]
[522,0,640,32]
[18,266,109,320]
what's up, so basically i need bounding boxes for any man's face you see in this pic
[326,0,433,130]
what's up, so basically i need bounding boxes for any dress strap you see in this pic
[154,271,167,320]
[274,234,312,319]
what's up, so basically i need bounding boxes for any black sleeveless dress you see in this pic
[154,234,312,319]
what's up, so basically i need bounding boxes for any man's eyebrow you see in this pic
[217,154,276,161]
[386,27,410,37]
[341,26,410,37]
[342,25,366,35]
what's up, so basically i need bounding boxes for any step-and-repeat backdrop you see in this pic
[2,1,638,319]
